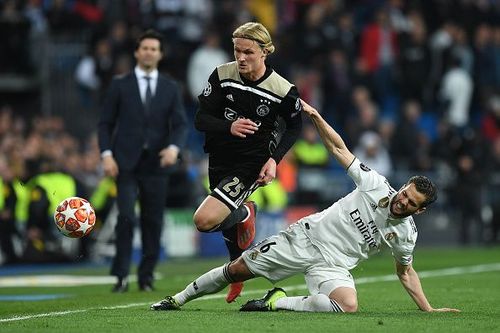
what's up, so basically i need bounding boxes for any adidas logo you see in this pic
[370,202,377,212]
[226,94,234,102]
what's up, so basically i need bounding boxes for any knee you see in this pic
[193,211,219,232]
[329,286,358,313]
[338,298,358,313]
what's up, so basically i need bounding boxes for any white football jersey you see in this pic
[298,158,418,270]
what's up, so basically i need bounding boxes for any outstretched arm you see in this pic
[395,260,460,312]
[300,99,355,169]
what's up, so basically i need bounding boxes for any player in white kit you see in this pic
[151,100,460,313]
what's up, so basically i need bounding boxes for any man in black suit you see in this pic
[98,30,188,292]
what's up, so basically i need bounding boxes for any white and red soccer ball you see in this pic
[54,197,96,238]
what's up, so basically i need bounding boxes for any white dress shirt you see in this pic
[135,66,158,103]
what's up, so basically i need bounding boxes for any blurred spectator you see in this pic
[391,100,422,168]
[294,67,323,113]
[247,178,288,213]
[0,0,34,74]
[398,12,431,104]
[24,0,48,35]
[451,152,483,245]
[211,0,240,53]
[75,38,114,106]
[106,20,133,59]
[293,2,331,65]
[276,150,297,200]
[431,119,460,166]
[353,131,393,177]
[0,156,20,264]
[322,48,353,127]
[244,0,277,35]
[293,123,329,169]
[428,21,457,104]
[485,137,500,245]
[439,56,473,130]
[44,0,84,35]
[186,29,229,101]
[386,0,412,33]
[179,0,214,45]
[332,10,358,61]
[481,94,500,142]
[472,24,496,105]
[153,0,183,41]
[450,25,474,74]
[359,6,399,104]
[493,25,500,87]
[345,86,380,147]
[447,128,487,245]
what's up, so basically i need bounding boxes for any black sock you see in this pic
[208,204,248,232]
[222,225,242,260]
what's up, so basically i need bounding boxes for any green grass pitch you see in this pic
[0,247,499,332]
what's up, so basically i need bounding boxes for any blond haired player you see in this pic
[189,22,302,303]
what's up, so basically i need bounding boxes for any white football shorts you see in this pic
[242,223,356,296]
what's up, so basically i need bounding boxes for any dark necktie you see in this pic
[144,76,152,114]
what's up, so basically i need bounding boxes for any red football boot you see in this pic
[226,282,244,303]
[237,201,257,250]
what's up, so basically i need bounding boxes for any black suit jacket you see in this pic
[98,72,188,172]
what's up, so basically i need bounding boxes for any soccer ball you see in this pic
[54,197,96,238]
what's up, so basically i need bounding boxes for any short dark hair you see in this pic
[408,175,437,208]
[135,29,164,51]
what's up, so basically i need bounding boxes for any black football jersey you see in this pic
[196,61,302,164]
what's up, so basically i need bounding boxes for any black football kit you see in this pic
[195,62,302,209]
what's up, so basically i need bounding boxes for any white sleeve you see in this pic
[346,158,386,191]
[389,218,418,265]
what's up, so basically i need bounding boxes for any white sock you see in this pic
[275,294,344,312]
[174,263,232,305]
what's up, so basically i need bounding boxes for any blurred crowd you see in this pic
[1,0,500,265]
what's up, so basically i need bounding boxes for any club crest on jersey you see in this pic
[203,82,212,96]
[378,197,389,208]
[256,104,270,117]
[224,107,238,121]
[249,250,259,260]
[385,232,397,241]
[360,163,371,172]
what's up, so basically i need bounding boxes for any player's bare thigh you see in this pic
[193,196,231,231]
[329,287,358,313]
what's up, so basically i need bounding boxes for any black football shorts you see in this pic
[208,158,262,210]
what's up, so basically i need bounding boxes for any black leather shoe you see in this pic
[139,281,154,292]
[112,277,128,293]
